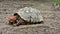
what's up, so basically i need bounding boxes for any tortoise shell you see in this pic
[16,7,43,23]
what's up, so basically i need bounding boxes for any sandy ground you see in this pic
[0,0,60,34]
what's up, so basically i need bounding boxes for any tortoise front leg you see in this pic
[13,19,25,26]
[13,20,20,26]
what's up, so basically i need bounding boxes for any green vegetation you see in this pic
[39,3,44,8]
[56,0,60,5]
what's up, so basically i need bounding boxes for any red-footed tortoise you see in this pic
[8,7,43,26]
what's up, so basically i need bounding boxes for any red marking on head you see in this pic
[8,16,16,22]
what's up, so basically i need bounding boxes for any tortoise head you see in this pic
[8,16,16,23]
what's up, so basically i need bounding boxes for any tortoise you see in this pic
[8,7,43,26]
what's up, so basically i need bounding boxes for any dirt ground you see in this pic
[0,0,60,34]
